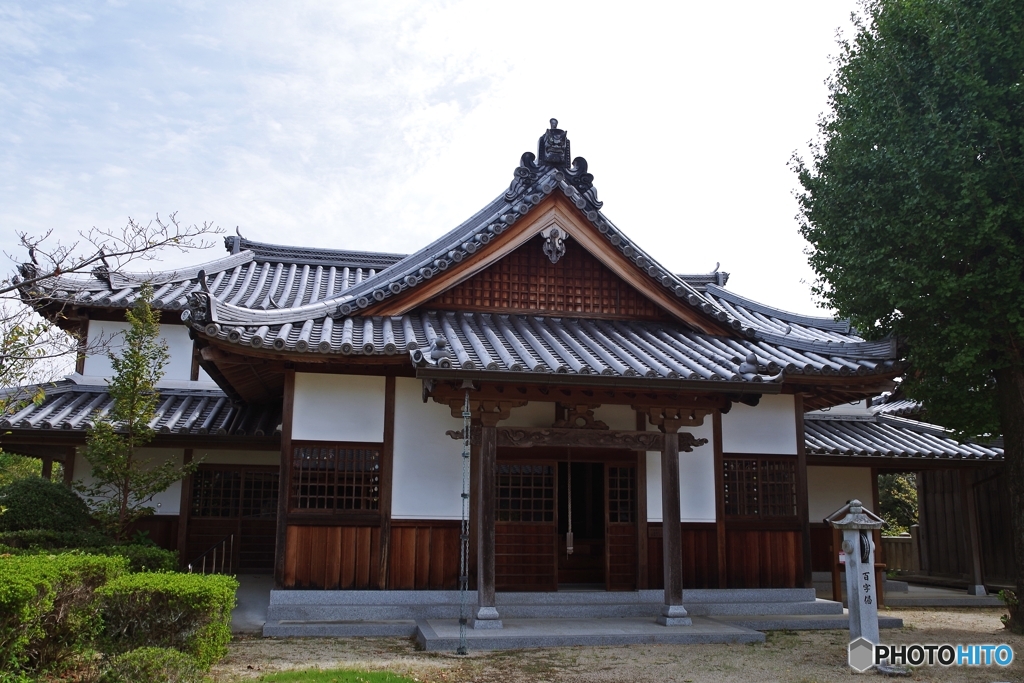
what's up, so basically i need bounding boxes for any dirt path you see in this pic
[212,608,1023,682]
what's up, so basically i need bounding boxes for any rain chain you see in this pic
[457,391,471,655]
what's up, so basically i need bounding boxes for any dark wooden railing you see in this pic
[188,534,234,575]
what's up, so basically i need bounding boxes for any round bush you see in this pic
[99,647,202,683]
[0,477,92,532]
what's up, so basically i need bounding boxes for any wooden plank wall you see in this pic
[972,468,1015,583]
[809,524,834,573]
[724,529,802,589]
[646,523,719,589]
[917,470,968,578]
[496,523,556,591]
[388,521,460,590]
[128,515,179,552]
[283,525,381,589]
[282,521,462,589]
[918,468,1015,584]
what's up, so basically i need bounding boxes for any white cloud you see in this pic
[0,0,859,315]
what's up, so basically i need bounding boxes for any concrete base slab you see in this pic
[232,575,274,634]
[714,614,903,631]
[264,620,417,638]
[415,616,764,651]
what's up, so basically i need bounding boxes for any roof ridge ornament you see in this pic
[539,118,571,167]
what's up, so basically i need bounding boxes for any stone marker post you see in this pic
[826,499,884,645]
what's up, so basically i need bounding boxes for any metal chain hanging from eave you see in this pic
[457,390,471,655]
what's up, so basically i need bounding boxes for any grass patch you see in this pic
[258,671,418,683]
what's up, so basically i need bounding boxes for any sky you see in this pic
[0,0,863,316]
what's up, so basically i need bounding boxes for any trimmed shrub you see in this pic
[0,532,177,572]
[99,646,203,683]
[0,553,127,673]
[98,545,178,573]
[0,477,93,532]
[0,529,112,550]
[99,572,238,670]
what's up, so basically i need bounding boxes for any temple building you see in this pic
[3,121,1009,645]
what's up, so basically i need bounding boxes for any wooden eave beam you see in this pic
[360,193,734,336]
[427,380,732,410]
[806,455,1000,470]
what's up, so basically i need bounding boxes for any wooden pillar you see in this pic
[794,395,813,588]
[177,448,194,569]
[377,376,396,590]
[274,368,295,588]
[658,430,690,624]
[959,469,987,595]
[712,410,727,589]
[473,421,502,627]
[41,458,53,480]
[62,446,76,487]
[870,467,886,606]
[635,411,649,590]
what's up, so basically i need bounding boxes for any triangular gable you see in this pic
[428,233,670,320]
[361,193,733,335]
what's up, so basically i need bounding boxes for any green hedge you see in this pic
[0,554,127,673]
[0,531,178,572]
[0,477,92,532]
[99,646,203,683]
[0,528,113,549]
[99,572,238,669]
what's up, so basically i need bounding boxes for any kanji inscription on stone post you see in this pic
[826,499,885,646]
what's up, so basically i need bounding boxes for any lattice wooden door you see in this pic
[494,462,557,591]
[605,462,638,591]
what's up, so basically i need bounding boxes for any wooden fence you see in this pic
[881,527,920,573]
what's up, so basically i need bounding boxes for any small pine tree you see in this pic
[79,283,195,540]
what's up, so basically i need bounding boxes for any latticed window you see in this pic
[241,471,280,518]
[291,444,381,512]
[497,464,554,523]
[192,469,241,517]
[722,457,797,519]
[607,466,636,523]
[192,468,278,518]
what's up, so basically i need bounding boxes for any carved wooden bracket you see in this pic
[446,399,528,426]
[637,406,712,433]
[553,404,608,430]
[446,426,707,452]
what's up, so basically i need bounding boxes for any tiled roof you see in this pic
[196,310,897,382]
[804,414,1002,460]
[868,391,923,417]
[0,381,279,437]
[3,384,999,462]
[224,235,407,269]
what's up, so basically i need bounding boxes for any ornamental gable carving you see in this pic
[427,234,670,320]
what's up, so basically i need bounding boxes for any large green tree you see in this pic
[794,0,1024,629]
[78,284,195,540]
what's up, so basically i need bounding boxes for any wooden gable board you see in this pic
[362,193,733,335]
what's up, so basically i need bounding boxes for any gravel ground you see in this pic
[211,608,1023,682]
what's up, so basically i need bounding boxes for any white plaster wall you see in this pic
[71,447,184,515]
[85,321,194,381]
[291,373,385,442]
[391,378,465,520]
[592,404,637,431]
[807,466,874,523]
[645,417,717,523]
[499,401,554,427]
[721,394,797,454]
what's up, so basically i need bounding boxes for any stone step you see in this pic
[267,598,842,622]
[263,620,417,638]
[414,617,766,651]
[714,613,905,631]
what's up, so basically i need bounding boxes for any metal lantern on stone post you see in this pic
[825,499,885,645]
